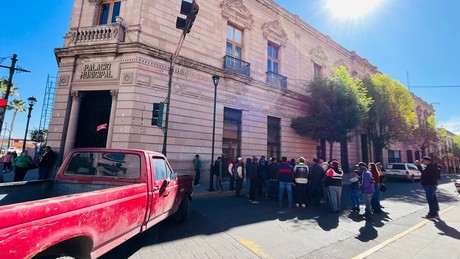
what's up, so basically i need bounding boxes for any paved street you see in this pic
[97,175,460,259]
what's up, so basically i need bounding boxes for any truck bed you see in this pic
[0,180,127,207]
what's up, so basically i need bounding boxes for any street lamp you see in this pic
[208,75,220,192]
[22,96,37,152]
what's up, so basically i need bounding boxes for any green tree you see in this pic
[363,74,416,162]
[291,66,372,160]
[30,129,48,143]
[6,99,26,148]
[0,78,20,98]
[411,115,439,156]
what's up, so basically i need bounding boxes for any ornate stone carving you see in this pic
[221,0,254,29]
[334,59,346,68]
[70,91,84,102]
[110,90,119,100]
[88,0,101,5]
[310,46,328,65]
[262,21,288,48]
[122,73,133,84]
[59,75,70,86]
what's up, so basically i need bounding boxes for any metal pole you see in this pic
[208,79,218,192]
[22,105,33,151]
[161,31,187,156]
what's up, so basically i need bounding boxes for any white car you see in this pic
[385,163,422,182]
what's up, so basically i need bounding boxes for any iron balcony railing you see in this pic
[266,71,287,89]
[223,55,251,77]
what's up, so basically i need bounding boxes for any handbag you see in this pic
[380,183,387,192]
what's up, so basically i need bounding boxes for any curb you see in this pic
[192,190,235,198]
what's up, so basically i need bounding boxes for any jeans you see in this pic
[371,184,381,211]
[279,182,293,207]
[295,183,308,205]
[249,177,258,201]
[235,178,243,197]
[214,174,223,190]
[194,168,201,185]
[308,183,322,206]
[264,179,271,197]
[14,166,29,182]
[351,188,361,208]
[327,186,342,212]
[363,193,373,217]
[423,185,439,216]
[229,175,235,190]
[39,166,53,180]
[268,180,278,200]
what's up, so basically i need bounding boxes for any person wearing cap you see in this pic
[38,146,57,180]
[277,157,295,208]
[324,160,343,213]
[293,157,309,208]
[421,156,440,219]
[357,162,375,221]
[248,157,259,202]
[235,157,244,198]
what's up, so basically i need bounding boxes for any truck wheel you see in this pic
[174,196,189,223]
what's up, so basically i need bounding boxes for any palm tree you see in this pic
[6,99,26,149]
[0,78,20,98]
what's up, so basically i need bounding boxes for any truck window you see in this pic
[153,158,167,181]
[64,152,141,179]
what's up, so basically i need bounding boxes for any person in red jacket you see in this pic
[277,157,295,208]
[369,163,383,213]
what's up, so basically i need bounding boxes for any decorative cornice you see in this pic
[262,20,288,48]
[221,0,254,29]
[88,0,101,5]
[310,46,328,65]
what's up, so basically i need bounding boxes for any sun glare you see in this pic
[325,0,382,20]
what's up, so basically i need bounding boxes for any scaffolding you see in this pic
[38,74,57,143]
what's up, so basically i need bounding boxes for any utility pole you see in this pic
[161,0,199,156]
[0,54,31,135]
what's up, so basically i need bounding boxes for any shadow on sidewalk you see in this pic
[355,221,378,242]
[434,220,460,240]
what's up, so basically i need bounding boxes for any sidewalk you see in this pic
[355,202,460,259]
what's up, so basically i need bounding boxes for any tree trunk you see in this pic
[329,141,334,161]
[374,142,383,163]
[7,110,18,149]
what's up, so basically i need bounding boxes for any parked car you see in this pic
[385,163,422,182]
[0,148,193,259]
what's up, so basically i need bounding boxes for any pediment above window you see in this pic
[310,47,328,65]
[334,59,346,68]
[262,20,288,48]
[221,0,254,29]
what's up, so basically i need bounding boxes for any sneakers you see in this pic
[301,204,306,208]
[295,203,300,208]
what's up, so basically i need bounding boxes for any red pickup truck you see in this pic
[0,148,193,259]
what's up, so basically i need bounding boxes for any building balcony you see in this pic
[66,23,125,46]
[223,55,251,77]
[266,71,287,89]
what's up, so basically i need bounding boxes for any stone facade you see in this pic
[50,0,383,179]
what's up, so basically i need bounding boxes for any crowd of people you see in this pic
[205,154,441,222]
[0,146,56,183]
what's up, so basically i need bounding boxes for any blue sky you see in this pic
[1,0,459,140]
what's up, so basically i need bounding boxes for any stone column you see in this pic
[63,91,84,157]
[106,90,118,148]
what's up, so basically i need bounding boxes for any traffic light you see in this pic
[152,102,164,127]
[176,0,199,34]
[0,99,7,124]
